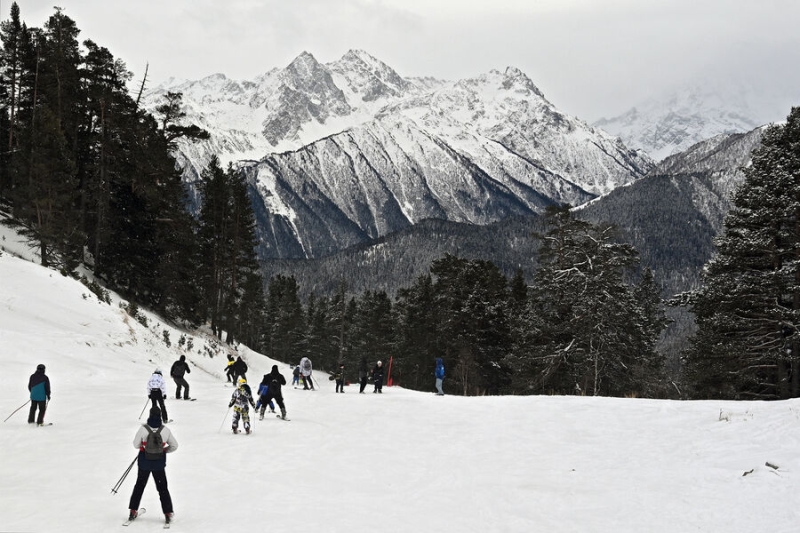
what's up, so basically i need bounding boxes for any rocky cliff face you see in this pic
[145,50,652,259]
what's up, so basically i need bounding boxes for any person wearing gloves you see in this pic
[128,406,178,525]
[28,363,51,425]
[229,378,256,434]
[258,365,287,420]
[147,369,169,423]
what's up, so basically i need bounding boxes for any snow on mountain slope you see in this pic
[649,126,766,230]
[594,79,772,161]
[144,51,651,257]
[384,66,650,196]
[1,233,798,532]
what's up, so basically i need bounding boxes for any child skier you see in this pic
[292,365,301,387]
[228,378,255,434]
[254,379,276,416]
[147,369,170,423]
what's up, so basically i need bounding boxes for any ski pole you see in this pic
[3,399,31,423]
[218,406,232,433]
[138,398,150,420]
[111,455,138,494]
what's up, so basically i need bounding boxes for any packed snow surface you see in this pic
[0,223,798,532]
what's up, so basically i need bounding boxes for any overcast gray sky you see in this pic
[14,0,800,121]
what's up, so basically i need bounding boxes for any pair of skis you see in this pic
[122,508,172,528]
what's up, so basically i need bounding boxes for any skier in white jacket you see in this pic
[147,369,169,423]
[299,357,314,390]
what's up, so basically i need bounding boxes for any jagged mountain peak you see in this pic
[285,51,327,79]
[142,50,652,260]
[328,49,409,103]
[500,66,545,99]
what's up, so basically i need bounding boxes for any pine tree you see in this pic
[685,108,800,400]
[265,274,305,360]
[0,2,25,196]
[520,205,664,396]
[395,273,438,389]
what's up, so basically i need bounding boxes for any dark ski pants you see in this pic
[28,400,47,424]
[255,395,275,412]
[374,377,383,393]
[303,374,314,390]
[129,468,173,514]
[336,379,345,393]
[173,377,190,399]
[259,393,285,416]
[359,376,367,393]
[149,390,169,422]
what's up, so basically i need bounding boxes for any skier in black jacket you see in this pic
[170,355,191,400]
[231,356,248,385]
[258,365,287,420]
[372,360,384,393]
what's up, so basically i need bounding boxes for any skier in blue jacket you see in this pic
[435,358,445,396]
[28,364,51,425]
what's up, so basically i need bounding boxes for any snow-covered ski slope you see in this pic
[0,224,798,532]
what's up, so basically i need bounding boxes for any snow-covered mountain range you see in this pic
[144,50,652,259]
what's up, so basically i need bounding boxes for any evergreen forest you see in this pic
[1,4,798,400]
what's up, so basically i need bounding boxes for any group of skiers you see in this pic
[325,356,445,395]
[304,356,387,394]
[20,352,444,527]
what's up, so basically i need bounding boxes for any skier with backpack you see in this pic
[299,356,314,390]
[169,355,191,400]
[257,365,288,420]
[147,369,170,423]
[128,406,178,526]
[27,363,51,425]
[228,378,256,434]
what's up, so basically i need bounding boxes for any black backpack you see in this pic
[143,426,165,460]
